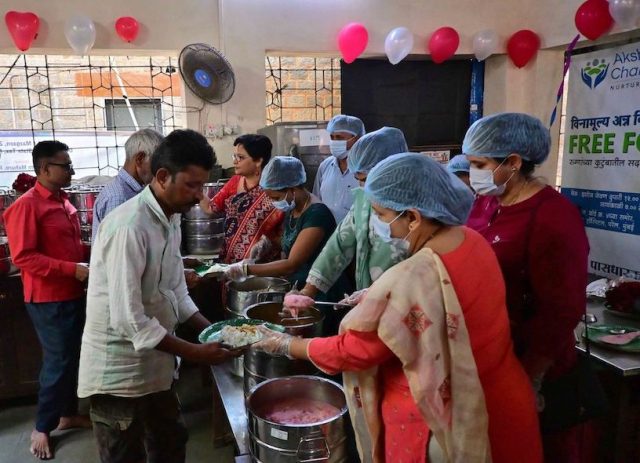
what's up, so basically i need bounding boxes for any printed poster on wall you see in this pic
[561,39,640,280]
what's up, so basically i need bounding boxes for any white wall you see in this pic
[1,0,638,174]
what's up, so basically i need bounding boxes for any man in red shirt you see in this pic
[4,141,90,460]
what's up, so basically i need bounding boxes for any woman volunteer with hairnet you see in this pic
[224,157,351,329]
[464,113,590,463]
[446,154,471,188]
[256,153,543,463]
[298,127,409,306]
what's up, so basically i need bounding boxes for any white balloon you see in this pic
[472,30,499,62]
[609,0,640,29]
[64,14,96,56]
[384,27,414,65]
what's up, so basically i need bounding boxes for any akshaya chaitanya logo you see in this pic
[581,58,609,89]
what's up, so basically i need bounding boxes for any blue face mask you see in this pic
[272,191,296,212]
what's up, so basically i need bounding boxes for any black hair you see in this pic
[494,157,536,178]
[32,140,69,173]
[151,129,215,177]
[234,134,272,168]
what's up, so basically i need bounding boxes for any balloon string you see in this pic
[549,34,581,128]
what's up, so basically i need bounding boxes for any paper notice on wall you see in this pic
[299,129,330,147]
[0,130,130,187]
[420,150,450,163]
[560,39,640,280]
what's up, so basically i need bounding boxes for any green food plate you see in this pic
[194,263,230,278]
[584,324,640,353]
[198,318,285,344]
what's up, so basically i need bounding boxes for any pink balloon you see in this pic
[115,16,139,43]
[507,30,541,68]
[4,11,39,52]
[338,23,369,64]
[428,27,460,64]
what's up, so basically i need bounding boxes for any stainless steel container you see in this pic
[242,301,324,395]
[244,350,318,398]
[246,376,348,463]
[182,218,224,236]
[184,233,225,255]
[0,189,16,237]
[80,225,92,243]
[244,302,324,338]
[77,210,94,226]
[183,203,215,221]
[226,278,291,319]
[67,190,98,210]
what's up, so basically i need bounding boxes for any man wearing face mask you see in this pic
[297,127,408,308]
[464,113,590,463]
[313,115,365,223]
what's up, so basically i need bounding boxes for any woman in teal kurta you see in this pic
[224,156,351,334]
[301,126,410,299]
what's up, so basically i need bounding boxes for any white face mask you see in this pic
[469,159,514,196]
[370,212,403,242]
[272,191,296,212]
[329,139,349,159]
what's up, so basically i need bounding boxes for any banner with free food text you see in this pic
[561,40,640,280]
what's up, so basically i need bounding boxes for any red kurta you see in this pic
[3,181,85,302]
[467,186,589,378]
[309,228,542,462]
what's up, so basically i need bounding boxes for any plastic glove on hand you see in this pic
[339,288,369,306]
[249,235,272,262]
[255,325,294,357]
[224,262,247,282]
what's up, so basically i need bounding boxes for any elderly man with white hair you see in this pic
[91,128,164,242]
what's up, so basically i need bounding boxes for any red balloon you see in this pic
[428,27,460,64]
[4,11,39,51]
[507,30,541,68]
[115,16,139,43]
[575,0,613,40]
[338,23,369,64]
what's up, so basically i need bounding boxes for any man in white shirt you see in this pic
[313,115,365,223]
[78,129,241,463]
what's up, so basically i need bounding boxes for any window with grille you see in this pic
[0,54,187,186]
[104,98,163,132]
[265,56,341,125]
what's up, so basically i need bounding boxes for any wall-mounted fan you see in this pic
[179,43,236,104]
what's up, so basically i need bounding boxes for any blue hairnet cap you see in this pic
[462,112,551,164]
[447,155,470,174]
[364,153,474,226]
[260,156,307,190]
[327,115,365,137]
[347,127,408,174]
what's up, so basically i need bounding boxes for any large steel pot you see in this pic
[244,349,318,398]
[226,278,290,318]
[0,189,16,209]
[182,218,224,236]
[183,203,216,220]
[67,190,98,210]
[247,376,348,463]
[184,233,225,255]
[244,302,324,338]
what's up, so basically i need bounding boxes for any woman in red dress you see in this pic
[257,153,543,463]
[201,134,283,263]
[463,112,590,462]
